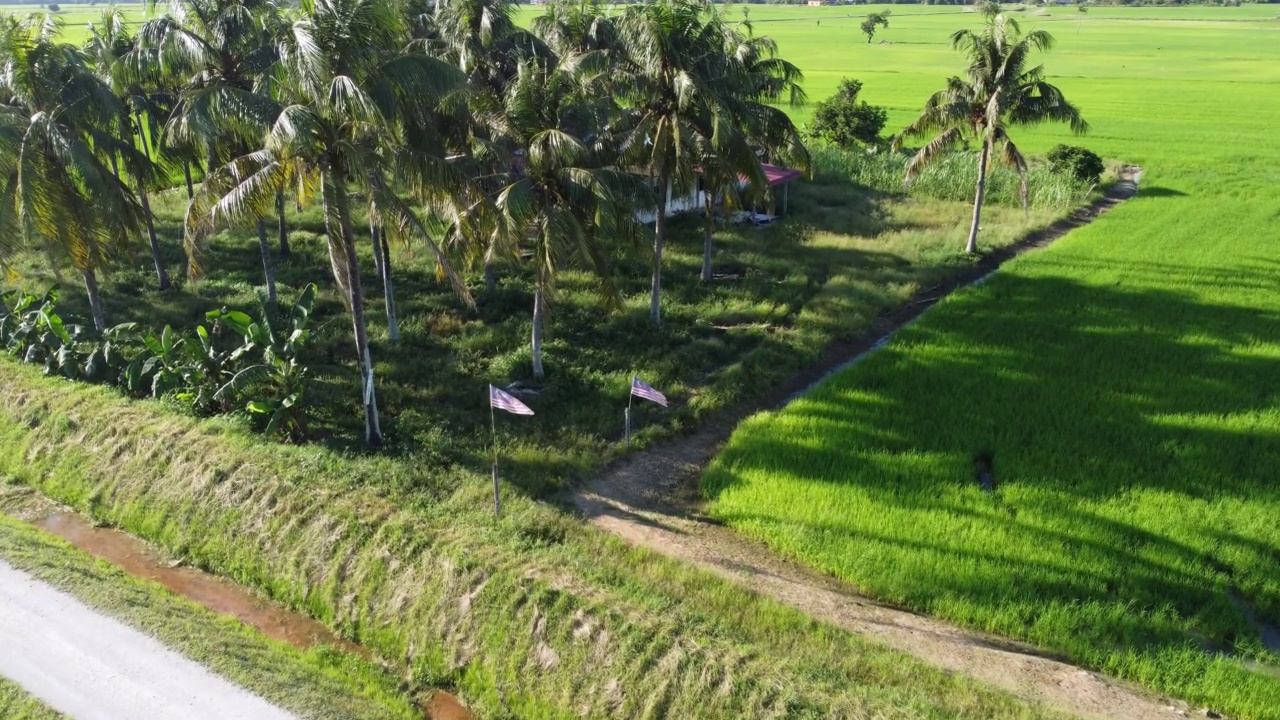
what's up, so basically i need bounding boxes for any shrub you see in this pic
[807,78,889,149]
[1046,144,1105,183]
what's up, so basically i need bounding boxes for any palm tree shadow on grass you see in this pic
[704,269,1280,672]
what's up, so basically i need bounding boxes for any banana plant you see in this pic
[0,287,90,378]
[208,284,316,442]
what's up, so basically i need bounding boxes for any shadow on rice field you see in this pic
[706,267,1280,718]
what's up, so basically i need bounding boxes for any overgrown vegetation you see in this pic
[0,284,317,440]
[806,78,888,148]
[1046,144,1105,183]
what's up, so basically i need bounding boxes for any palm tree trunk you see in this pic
[484,259,497,294]
[650,173,670,326]
[369,217,384,280]
[328,175,383,448]
[276,191,290,256]
[82,268,106,332]
[371,221,399,344]
[182,161,194,200]
[701,191,715,282]
[257,219,278,304]
[966,141,992,255]
[136,177,171,291]
[532,283,545,380]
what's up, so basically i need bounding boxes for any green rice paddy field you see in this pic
[705,4,1280,719]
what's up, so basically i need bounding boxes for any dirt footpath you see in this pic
[0,559,298,720]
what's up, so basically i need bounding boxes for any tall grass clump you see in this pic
[811,144,1092,210]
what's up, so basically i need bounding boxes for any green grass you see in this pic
[0,364,1071,720]
[704,5,1280,720]
[0,677,64,720]
[0,498,425,720]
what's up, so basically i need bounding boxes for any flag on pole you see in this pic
[630,376,668,407]
[490,385,535,416]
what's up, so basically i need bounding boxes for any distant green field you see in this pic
[0,3,150,43]
[706,5,1280,720]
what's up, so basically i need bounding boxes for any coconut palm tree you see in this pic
[137,0,283,300]
[613,0,728,326]
[531,0,620,58]
[0,14,146,331]
[415,0,551,294]
[495,59,648,379]
[614,0,802,324]
[696,21,808,282]
[85,8,173,291]
[188,0,470,447]
[898,12,1087,254]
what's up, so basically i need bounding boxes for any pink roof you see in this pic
[761,163,803,186]
[695,163,802,187]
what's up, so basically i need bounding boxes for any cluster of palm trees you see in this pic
[0,0,809,447]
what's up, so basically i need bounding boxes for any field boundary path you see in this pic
[0,559,299,720]
[571,169,1201,720]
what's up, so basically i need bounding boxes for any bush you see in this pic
[47,3,59,11]
[807,78,888,149]
[1046,144,1105,183]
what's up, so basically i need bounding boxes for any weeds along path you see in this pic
[571,169,1186,720]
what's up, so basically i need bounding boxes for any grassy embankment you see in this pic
[0,503,423,720]
[705,6,1280,720]
[0,366,1074,720]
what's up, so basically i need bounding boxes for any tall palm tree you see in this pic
[138,0,282,300]
[614,0,800,325]
[531,0,620,58]
[188,0,470,448]
[0,14,146,331]
[495,60,648,379]
[897,12,1087,254]
[85,8,173,291]
[697,21,808,282]
[614,0,716,326]
[415,0,550,294]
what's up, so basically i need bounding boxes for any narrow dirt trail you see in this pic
[574,171,1198,720]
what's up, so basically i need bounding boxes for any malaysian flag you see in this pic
[630,377,668,407]
[490,385,534,416]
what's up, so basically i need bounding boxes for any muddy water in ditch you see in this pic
[32,511,474,720]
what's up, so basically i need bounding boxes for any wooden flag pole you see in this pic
[490,390,501,517]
